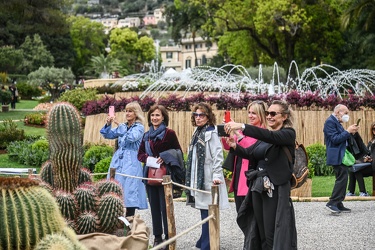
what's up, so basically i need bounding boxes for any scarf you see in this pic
[144,122,166,156]
[186,125,208,196]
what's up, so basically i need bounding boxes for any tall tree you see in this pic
[186,0,346,78]
[109,28,155,73]
[68,16,107,79]
[0,46,23,74]
[165,0,208,67]
[19,34,54,74]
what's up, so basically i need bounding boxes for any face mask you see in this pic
[342,114,349,123]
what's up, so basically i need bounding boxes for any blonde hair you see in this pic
[125,102,145,125]
[247,101,268,128]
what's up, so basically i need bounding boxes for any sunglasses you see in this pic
[265,111,282,117]
[372,128,375,131]
[193,112,206,118]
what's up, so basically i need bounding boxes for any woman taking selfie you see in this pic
[225,100,297,250]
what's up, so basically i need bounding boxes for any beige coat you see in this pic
[188,129,230,210]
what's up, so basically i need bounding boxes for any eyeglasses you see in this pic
[265,111,282,117]
[193,112,206,118]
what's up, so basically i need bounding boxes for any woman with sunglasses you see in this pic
[221,101,268,212]
[225,100,297,250]
[186,102,229,250]
[100,102,148,217]
[137,104,182,249]
[347,122,375,196]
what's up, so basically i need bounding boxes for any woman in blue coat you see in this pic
[100,101,148,217]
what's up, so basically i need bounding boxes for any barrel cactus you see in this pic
[34,227,87,250]
[38,102,124,234]
[47,102,83,193]
[0,177,65,250]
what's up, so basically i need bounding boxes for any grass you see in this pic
[1,100,46,137]
[312,175,373,197]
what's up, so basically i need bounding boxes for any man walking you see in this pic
[323,104,358,214]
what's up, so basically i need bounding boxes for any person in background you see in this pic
[221,101,268,212]
[186,102,229,250]
[100,102,148,217]
[225,100,297,250]
[8,84,17,109]
[347,123,375,196]
[137,104,182,249]
[323,104,358,214]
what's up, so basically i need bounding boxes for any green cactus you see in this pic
[0,177,65,250]
[55,190,77,221]
[98,193,124,233]
[34,228,87,250]
[74,185,97,213]
[38,102,124,235]
[47,102,83,193]
[75,212,98,234]
[96,179,123,197]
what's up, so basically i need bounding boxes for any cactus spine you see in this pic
[0,177,65,250]
[47,102,82,193]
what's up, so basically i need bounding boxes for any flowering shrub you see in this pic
[81,91,374,116]
[24,112,47,126]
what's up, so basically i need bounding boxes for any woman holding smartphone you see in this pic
[100,102,148,217]
[221,101,268,212]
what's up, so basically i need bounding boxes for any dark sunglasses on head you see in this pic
[193,112,206,118]
[265,111,282,117]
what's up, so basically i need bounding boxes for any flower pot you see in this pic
[1,105,9,112]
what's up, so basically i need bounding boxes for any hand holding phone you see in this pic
[356,118,361,126]
[217,124,229,137]
[225,110,231,123]
[109,106,115,117]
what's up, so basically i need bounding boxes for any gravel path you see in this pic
[138,200,375,250]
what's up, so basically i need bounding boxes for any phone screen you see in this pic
[225,110,231,123]
[109,106,115,117]
[356,118,361,126]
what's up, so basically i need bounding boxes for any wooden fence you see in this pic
[84,109,375,153]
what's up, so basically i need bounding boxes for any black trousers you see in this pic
[348,166,373,193]
[328,164,348,206]
[146,184,168,238]
[252,186,279,250]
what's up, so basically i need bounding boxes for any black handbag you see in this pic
[222,152,235,172]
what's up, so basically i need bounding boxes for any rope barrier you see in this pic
[151,213,215,250]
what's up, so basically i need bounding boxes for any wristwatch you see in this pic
[241,123,245,131]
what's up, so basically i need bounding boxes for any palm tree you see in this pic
[86,54,125,78]
[342,0,375,32]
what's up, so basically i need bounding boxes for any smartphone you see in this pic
[217,124,229,137]
[225,110,231,123]
[356,118,361,126]
[109,106,115,117]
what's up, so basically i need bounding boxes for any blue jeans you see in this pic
[196,209,210,250]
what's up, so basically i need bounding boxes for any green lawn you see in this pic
[312,175,373,197]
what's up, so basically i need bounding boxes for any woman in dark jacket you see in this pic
[225,100,297,250]
[346,123,374,196]
[137,104,182,249]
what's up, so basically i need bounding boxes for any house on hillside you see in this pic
[118,17,141,28]
[160,37,218,71]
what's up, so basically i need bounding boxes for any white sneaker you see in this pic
[346,192,355,196]
[359,192,369,197]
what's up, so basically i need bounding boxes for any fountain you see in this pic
[113,60,375,99]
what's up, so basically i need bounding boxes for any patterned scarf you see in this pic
[185,125,207,196]
[144,122,166,156]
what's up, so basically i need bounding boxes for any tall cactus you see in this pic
[39,102,124,235]
[0,177,65,250]
[47,102,83,193]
